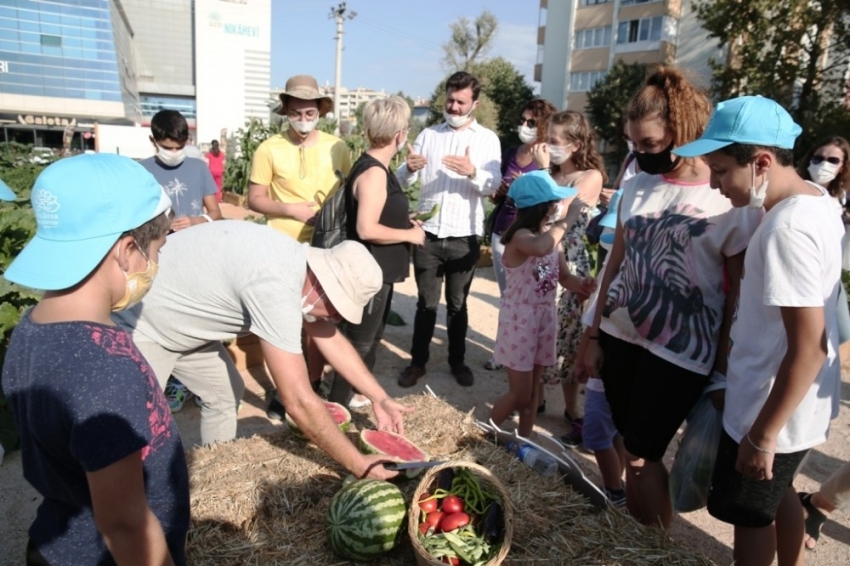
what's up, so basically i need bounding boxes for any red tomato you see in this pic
[440,512,470,532]
[418,522,432,536]
[442,557,460,565]
[441,495,464,514]
[424,511,445,530]
[419,494,438,514]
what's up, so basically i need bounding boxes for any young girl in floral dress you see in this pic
[532,111,606,444]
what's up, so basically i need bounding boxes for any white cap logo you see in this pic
[32,188,60,227]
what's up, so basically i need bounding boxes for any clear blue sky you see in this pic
[270,0,541,100]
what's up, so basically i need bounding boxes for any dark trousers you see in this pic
[410,233,479,368]
[328,283,394,405]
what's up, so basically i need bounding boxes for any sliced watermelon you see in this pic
[286,401,351,439]
[359,429,430,478]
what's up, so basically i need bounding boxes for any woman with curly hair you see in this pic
[532,110,606,438]
[584,67,762,527]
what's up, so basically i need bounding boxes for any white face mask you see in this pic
[548,144,572,165]
[291,119,318,135]
[748,163,769,209]
[444,110,472,129]
[808,161,840,186]
[301,284,323,322]
[518,125,538,144]
[156,145,186,167]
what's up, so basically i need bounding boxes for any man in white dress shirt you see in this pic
[396,71,502,388]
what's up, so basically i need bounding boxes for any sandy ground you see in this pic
[1,203,848,565]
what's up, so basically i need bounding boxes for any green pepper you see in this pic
[414,204,440,222]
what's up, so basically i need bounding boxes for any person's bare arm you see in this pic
[247,182,318,224]
[260,339,400,480]
[738,306,828,479]
[87,451,175,566]
[709,251,745,408]
[572,169,604,208]
[354,167,425,246]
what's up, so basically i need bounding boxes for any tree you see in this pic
[442,10,498,71]
[695,0,850,155]
[586,60,648,168]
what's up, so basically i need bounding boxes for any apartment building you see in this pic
[536,0,722,111]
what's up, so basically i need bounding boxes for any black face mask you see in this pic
[634,140,681,176]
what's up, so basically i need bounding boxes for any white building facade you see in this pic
[194,0,270,145]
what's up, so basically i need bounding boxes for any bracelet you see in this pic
[745,433,774,455]
[201,214,213,223]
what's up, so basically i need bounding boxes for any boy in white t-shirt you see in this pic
[675,96,843,566]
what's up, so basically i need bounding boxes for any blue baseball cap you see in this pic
[508,170,577,209]
[598,189,622,229]
[674,95,802,157]
[5,154,171,290]
[0,178,14,200]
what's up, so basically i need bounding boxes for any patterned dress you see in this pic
[543,207,596,384]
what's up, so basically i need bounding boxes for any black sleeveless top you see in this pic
[346,152,411,283]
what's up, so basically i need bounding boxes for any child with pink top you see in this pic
[489,171,595,437]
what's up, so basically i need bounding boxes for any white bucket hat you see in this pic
[304,241,382,324]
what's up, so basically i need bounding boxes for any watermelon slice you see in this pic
[286,401,351,439]
[359,429,430,478]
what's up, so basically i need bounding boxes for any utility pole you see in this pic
[329,2,356,135]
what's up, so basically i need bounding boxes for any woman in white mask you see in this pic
[483,98,557,372]
[530,110,606,443]
[799,136,850,341]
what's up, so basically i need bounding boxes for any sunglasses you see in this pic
[518,117,537,128]
[811,155,843,165]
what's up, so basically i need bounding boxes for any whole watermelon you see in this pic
[326,479,406,561]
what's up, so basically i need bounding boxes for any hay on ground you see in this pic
[187,394,715,565]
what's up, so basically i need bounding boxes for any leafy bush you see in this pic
[0,143,47,451]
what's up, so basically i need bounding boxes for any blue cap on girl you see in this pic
[508,170,578,208]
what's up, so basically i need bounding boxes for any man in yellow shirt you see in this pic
[248,75,352,243]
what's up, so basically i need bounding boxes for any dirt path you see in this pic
[1,204,848,564]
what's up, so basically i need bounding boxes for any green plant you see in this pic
[0,143,47,451]
[222,119,281,195]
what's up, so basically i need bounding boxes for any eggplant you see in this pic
[483,502,503,544]
[437,467,455,492]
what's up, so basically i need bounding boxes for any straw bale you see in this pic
[186,394,715,565]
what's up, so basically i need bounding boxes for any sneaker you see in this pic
[559,418,583,447]
[603,487,627,508]
[348,395,372,409]
[397,365,426,388]
[266,390,285,420]
[451,364,474,387]
[164,379,190,413]
[483,358,503,371]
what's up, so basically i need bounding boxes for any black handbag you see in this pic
[310,170,350,249]
[584,205,607,245]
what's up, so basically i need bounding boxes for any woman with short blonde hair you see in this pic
[327,96,424,407]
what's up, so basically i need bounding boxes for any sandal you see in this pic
[798,492,828,550]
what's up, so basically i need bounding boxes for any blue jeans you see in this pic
[328,283,394,405]
[410,233,479,368]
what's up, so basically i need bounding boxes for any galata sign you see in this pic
[18,115,77,127]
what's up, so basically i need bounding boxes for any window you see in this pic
[621,0,657,5]
[583,0,611,4]
[39,34,61,47]
[570,70,607,92]
[617,16,662,44]
[575,26,611,49]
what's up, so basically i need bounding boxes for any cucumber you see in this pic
[414,204,440,222]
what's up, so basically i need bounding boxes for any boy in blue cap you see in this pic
[1,155,188,565]
[674,96,843,565]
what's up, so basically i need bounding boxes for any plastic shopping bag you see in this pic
[669,392,723,512]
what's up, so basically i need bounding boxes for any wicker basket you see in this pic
[408,461,513,566]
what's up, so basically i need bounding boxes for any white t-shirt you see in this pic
[600,172,762,375]
[724,185,843,453]
[115,220,305,354]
